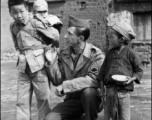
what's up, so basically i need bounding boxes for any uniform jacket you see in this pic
[97,46,143,91]
[10,18,59,73]
[46,42,105,96]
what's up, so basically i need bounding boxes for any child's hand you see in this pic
[124,77,136,85]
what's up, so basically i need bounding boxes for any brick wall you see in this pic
[110,0,152,66]
[1,0,109,61]
[114,0,151,12]
[44,0,109,52]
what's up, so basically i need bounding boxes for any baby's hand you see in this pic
[35,14,48,28]
[45,45,58,64]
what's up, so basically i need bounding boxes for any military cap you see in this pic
[68,15,91,28]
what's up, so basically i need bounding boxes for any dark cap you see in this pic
[68,15,91,28]
[8,0,27,9]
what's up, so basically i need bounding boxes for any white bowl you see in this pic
[112,75,130,82]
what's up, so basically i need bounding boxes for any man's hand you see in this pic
[45,45,58,64]
[55,85,64,97]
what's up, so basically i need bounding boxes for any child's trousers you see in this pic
[104,86,130,120]
[16,67,51,120]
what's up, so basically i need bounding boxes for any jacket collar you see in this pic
[62,42,92,71]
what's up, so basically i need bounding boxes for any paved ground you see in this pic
[1,61,151,120]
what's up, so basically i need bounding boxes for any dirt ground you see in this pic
[1,61,151,120]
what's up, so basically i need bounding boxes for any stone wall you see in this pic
[1,1,14,52]
[131,43,151,67]
[1,50,18,61]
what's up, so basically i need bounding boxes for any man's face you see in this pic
[64,27,80,47]
[108,29,121,48]
[10,4,29,24]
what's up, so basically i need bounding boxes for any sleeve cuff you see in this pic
[62,80,72,93]
[133,74,141,84]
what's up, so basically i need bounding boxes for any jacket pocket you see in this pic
[33,49,44,56]
[33,49,45,67]
[26,49,45,73]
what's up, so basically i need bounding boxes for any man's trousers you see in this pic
[45,88,102,120]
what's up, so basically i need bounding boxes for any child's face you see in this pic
[10,4,29,24]
[108,29,122,48]
[34,10,48,18]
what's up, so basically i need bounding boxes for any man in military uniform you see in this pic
[8,0,59,120]
[44,15,105,120]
